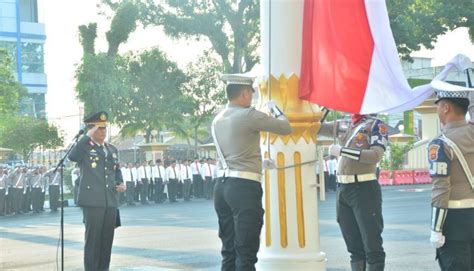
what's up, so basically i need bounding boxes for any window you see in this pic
[20,0,38,23]
[21,42,44,73]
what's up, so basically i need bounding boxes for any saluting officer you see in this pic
[428,87,474,270]
[319,113,388,271]
[212,74,291,271]
[69,111,125,271]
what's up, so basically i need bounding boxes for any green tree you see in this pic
[0,49,27,116]
[75,1,139,116]
[169,51,226,153]
[0,116,63,162]
[116,48,190,143]
[387,0,474,60]
[380,141,414,170]
[122,0,260,73]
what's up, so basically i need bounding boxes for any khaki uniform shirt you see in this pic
[213,103,292,174]
[319,117,388,175]
[429,120,474,209]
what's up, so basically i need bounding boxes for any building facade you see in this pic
[0,0,46,118]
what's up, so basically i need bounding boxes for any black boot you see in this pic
[351,260,366,271]
[367,262,384,271]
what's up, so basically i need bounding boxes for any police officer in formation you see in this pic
[0,165,49,216]
[428,87,474,270]
[69,111,125,271]
[212,74,291,271]
[319,113,389,271]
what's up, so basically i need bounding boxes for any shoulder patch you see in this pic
[427,138,451,177]
[428,144,440,161]
[378,123,388,137]
[369,119,388,149]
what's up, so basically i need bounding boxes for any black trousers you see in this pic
[0,189,5,215]
[82,206,117,271]
[40,190,45,211]
[22,187,31,212]
[437,240,474,271]
[214,177,264,271]
[134,183,141,202]
[437,208,474,271]
[154,178,164,203]
[148,179,154,201]
[125,182,135,205]
[31,187,42,212]
[49,185,60,211]
[139,179,148,204]
[168,179,178,202]
[204,176,213,200]
[183,179,192,201]
[6,187,14,214]
[336,180,385,265]
[193,175,203,198]
[13,188,23,214]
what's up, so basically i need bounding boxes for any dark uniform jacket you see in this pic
[69,135,120,208]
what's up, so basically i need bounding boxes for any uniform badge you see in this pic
[355,133,366,147]
[378,123,387,137]
[100,113,107,121]
[429,144,440,161]
[91,162,97,168]
[112,153,117,159]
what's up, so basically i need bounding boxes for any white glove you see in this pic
[329,144,342,158]
[430,230,445,249]
[86,125,99,137]
[265,100,276,111]
[265,100,284,118]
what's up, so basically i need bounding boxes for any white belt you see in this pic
[337,173,377,184]
[218,170,262,183]
[448,199,474,209]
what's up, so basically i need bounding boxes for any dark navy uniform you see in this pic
[429,88,474,271]
[69,111,121,271]
[319,115,388,271]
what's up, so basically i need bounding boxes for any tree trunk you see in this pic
[145,128,152,143]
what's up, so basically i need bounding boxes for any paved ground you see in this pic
[0,185,439,270]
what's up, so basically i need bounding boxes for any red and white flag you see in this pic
[299,0,433,114]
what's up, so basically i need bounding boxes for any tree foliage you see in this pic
[380,141,414,170]
[388,0,474,60]
[116,48,190,143]
[0,49,27,116]
[171,51,226,151]
[0,116,63,162]
[132,0,260,73]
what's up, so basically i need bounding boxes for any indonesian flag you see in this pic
[299,0,433,114]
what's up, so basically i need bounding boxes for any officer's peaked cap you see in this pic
[84,111,108,127]
[221,74,256,86]
[431,80,473,104]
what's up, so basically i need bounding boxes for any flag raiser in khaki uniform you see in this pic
[428,84,474,271]
[318,114,388,271]
[212,73,291,271]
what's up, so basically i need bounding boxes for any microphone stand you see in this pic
[53,131,82,271]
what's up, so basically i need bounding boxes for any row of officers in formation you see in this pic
[0,157,219,216]
[0,165,63,216]
[116,158,218,205]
